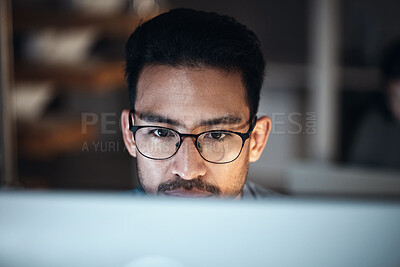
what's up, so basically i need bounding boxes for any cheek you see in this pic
[136,156,170,191]
[208,149,249,193]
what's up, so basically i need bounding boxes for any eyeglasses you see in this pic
[128,110,257,164]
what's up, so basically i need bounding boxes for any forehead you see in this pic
[135,65,250,125]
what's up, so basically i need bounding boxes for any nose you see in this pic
[170,137,207,180]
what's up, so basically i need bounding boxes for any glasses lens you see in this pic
[198,131,243,163]
[134,127,179,159]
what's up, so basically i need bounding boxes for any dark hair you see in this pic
[125,8,265,119]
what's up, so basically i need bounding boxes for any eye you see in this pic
[205,132,227,140]
[151,128,174,137]
[211,132,223,139]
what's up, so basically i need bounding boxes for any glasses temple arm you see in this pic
[128,109,135,129]
[248,116,257,133]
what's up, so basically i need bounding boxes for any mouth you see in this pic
[162,188,213,198]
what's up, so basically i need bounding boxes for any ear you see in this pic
[249,116,271,162]
[121,109,137,157]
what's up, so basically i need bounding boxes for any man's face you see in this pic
[125,65,256,198]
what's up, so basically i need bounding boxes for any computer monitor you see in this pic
[1,191,399,267]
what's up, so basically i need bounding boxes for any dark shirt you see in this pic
[241,181,280,199]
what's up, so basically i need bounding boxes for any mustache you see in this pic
[157,177,221,195]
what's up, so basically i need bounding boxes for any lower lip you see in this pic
[163,189,212,198]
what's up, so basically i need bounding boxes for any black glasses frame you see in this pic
[128,110,257,164]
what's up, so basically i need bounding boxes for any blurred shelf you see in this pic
[10,1,157,188]
[15,60,126,92]
[17,115,96,160]
[13,11,141,39]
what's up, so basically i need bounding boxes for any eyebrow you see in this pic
[199,115,242,126]
[137,112,181,126]
[136,112,243,127]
